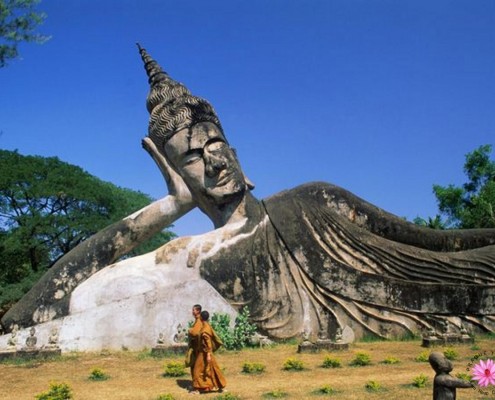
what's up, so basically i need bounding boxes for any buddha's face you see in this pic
[164,122,247,210]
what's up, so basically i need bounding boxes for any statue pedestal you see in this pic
[422,337,442,347]
[151,343,188,357]
[16,349,39,359]
[297,341,319,353]
[422,334,474,347]
[298,340,349,353]
[39,348,62,358]
[0,350,17,361]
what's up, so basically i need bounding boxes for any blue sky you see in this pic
[1,0,494,237]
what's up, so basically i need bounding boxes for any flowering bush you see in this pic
[282,357,305,371]
[35,382,73,400]
[414,350,430,362]
[443,348,459,361]
[381,356,400,364]
[322,355,341,368]
[162,361,187,377]
[365,380,382,392]
[412,373,428,388]
[155,395,175,400]
[88,367,110,381]
[350,352,372,366]
[242,362,266,374]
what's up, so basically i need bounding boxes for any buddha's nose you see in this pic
[205,153,227,177]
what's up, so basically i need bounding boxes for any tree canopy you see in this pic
[415,144,495,229]
[0,150,175,313]
[0,0,49,67]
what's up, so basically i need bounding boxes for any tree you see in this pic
[431,144,495,229]
[0,0,49,67]
[0,150,175,312]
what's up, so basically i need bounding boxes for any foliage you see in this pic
[321,355,341,368]
[349,352,372,366]
[364,380,382,392]
[262,389,288,398]
[162,361,187,377]
[314,384,336,395]
[381,356,400,364]
[456,372,472,382]
[0,150,175,311]
[242,361,266,374]
[0,0,50,67]
[88,367,109,381]
[282,357,304,371]
[34,382,73,400]
[210,307,258,350]
[155,395,175,400]
[430,144,495,229]
[443,347,459,361]
[214,393,242,400]
[414,350,430,362]
[412,373,428,388]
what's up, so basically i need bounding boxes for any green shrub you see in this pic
[350,352,372,366]
[162,361,187,377]
[282,357,305,371]
[214,393,242,400]
[414,350,430,362]
[322,355,341,368]
[443,348,459,361]
[471,343,481,351]
[35,382,73,400]
[412,373,428,388]
[455,372,472,382]
[88,367,110,381]
[315,384,335,395]
[262,389,288,398]
[155,395,175,400]
[210,307,258,350]
[242,362,266,374]
[365,380,381,392]
[381,356,400,364]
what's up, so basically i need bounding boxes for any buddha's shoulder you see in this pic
[263,181,362,205]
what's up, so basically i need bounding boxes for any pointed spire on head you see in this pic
[137,43,168,87]
[138,44,223,152]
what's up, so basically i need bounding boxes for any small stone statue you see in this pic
[24,327,37,350]
[173,323,187,344]
[317,327,328,341]
[6,325,18,349]
[44,327,60,349]
[440,320,450,335]
[429,351,472,400]
[157,332,165,345]
[334,327,343,343]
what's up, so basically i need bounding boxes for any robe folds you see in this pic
[189,319,226,392]
[200,182,495,340]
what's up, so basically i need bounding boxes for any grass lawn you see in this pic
[1,337,494,400]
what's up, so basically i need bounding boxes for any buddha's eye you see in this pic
[183,151,202,166]
[206,140,226,153]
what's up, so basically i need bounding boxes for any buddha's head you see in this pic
[138,45,254,219]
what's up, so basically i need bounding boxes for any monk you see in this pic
[189,309,226,393]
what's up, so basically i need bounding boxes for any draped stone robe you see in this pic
[201,182,495,340]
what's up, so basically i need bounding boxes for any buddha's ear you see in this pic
[244,175,255,190]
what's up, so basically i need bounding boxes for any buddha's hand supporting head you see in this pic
[142,136,195,207]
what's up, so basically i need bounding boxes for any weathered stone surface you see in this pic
[1,45,494,352]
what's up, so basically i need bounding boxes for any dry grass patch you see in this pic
[0,338,493,399]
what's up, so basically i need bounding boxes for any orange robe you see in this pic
[189,320,226,392]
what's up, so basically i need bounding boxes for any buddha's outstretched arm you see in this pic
[1,138,196,331]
